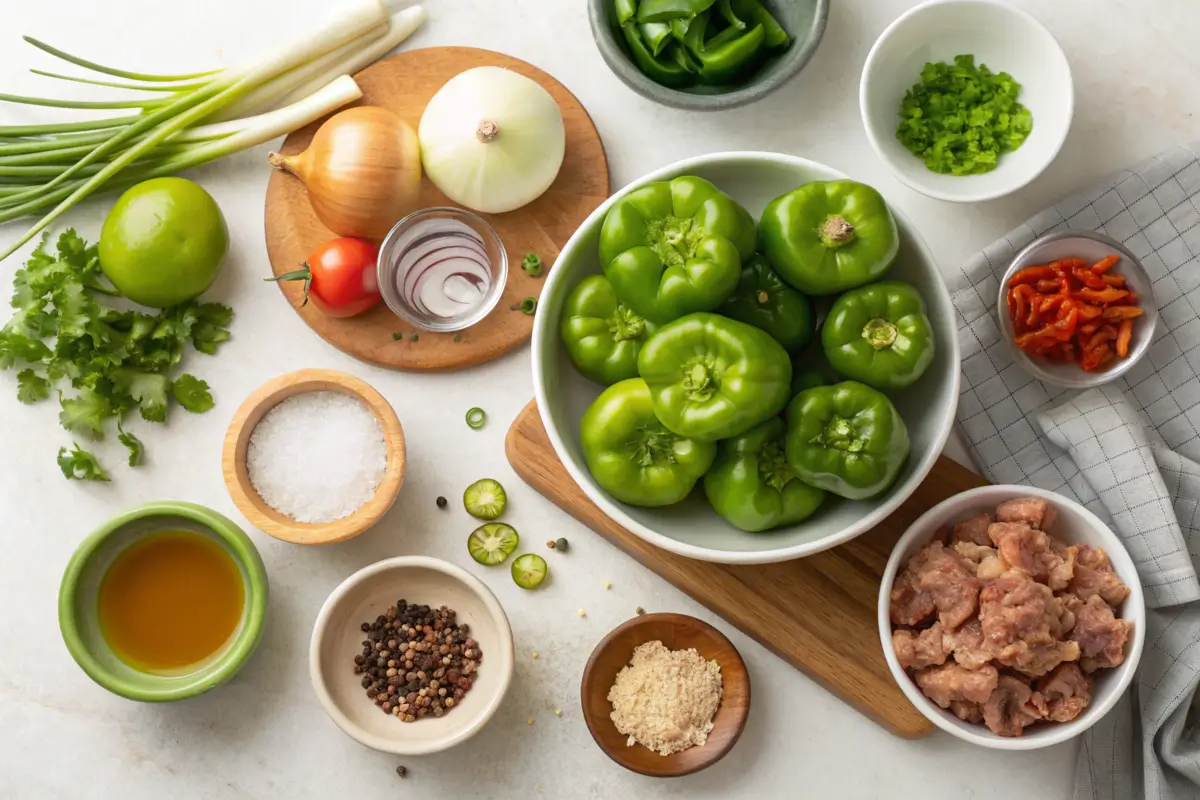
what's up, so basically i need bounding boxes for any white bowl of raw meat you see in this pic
[878,485,1144,750]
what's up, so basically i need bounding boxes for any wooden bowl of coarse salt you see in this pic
[581,613,750,777]
[222,369,405,545]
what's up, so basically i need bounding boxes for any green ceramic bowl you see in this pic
[59,501,269,701]
[588,0,829,110]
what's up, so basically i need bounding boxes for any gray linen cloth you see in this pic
[949,144,1200,799]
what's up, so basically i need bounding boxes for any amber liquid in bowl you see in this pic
[97,531,245,673]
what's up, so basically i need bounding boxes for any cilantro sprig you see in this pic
[0,230,233,480]
[896,54,1033,176]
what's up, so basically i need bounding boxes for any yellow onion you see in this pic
[269,106,421,239]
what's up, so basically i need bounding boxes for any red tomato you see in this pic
[273,237,380,318]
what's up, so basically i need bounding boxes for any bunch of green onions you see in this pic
[0,0,425,262]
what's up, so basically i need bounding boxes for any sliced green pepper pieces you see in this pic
[704,417,825,532]
[600,175,755,322]
[640,21,674,55]
[615,0,638,25]
[719,253,814,352]
[785,381,910,500]
[637,0,717,22]
[561,275,659,385]
[621,22,694,87]
[731,0,789,48]
[821,281,935,392]
[716,0,747,30]
[696,24,765,85]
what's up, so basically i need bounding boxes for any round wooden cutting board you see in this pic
[264,47,610,371]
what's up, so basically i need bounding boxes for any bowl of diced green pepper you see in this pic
[589,0,829,110]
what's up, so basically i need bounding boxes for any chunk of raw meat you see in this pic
[917,545,982,630]
[982,675,1047,737]
[915,662,999,708]
[1069,545,1131,607]
[952,541,998,574]
[1037,663,1093,723]
[988,522,1074,589]
[949,699,983,723]
[996,496,1057,530]
[979,572,1072,648]
[976,553,1010,582]
[995,639,1080,677]
[890,551,936,626]
[953,512,994,546]
[1067,594,1132,672]
[893,622,949,670]
[942,619,994,670]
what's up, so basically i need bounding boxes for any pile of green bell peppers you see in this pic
[563,174,937,531]
[614,0,791,90]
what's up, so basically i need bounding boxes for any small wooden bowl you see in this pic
[580,613,750,777]
[221,369,405,545]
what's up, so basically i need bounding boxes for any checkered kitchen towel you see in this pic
[951,144,1200,800]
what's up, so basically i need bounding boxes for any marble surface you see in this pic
[0,0,1192,797]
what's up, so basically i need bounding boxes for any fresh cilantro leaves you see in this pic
[1,231,233,479]
[896,54,1033,176]
[57,443,110,481]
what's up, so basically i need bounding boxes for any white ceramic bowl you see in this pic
[532,151,961,564]
[877,485,1146,750]
[309,557,514,755]
[860,0,1074,203]
[998,230,1158,389]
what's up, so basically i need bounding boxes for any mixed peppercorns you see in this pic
[353,599,481,722]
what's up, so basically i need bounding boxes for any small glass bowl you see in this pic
[377,207,508,333]
[996,230,1158,389]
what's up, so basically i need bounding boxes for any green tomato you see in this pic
[704,417,826,532]
[785,381,910,500]
[821,281,935,392]
[580,378,716,507]
[600,175,756,323]
[637,312,792,442]
[99,177,228,308]
[719,253,815,352]
[759,180,899,296]
[560,275,658,385]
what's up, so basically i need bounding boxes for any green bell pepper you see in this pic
[580,378,716,507]
[759,180,900,296]
[821,281,935,392]
[600,175,755,323]
[615,0,638,24]
[640,21,674,55]
[561,275,659,385]
[731,0,789,48]
[785,381,910,500]
[719,253,814,352]
[704,417,826,532]
[696,24,765,85]
[638,312,792,441]
[621,22,694,88]
[637,0,716,22]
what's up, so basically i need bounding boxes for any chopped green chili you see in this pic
[466,407,487,429]
[409,333,420,342]
[453,333,463,343]
[520,297,538,316]
[521,252,543,277]
[392,332,404,341]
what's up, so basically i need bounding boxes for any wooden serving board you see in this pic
[264,47,610,371]
[505,401,988,738]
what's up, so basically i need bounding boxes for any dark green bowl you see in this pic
[588,0,829,110]
[59,501,269,702]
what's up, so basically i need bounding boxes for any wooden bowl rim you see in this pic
[579,612,751,777]
[221,368,406,545]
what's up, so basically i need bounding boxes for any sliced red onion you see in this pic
[393,218,492,319]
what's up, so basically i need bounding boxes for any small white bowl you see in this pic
[310,557,514,755]
[878,485,1145,750]
[998,230,1158,389]
[860,0,1073,203]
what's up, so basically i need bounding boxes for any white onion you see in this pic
[393,218,492,319]
[418,66,566,214]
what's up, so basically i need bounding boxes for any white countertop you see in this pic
[0,0,1191,797]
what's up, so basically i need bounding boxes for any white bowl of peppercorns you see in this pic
[310,556,515,754]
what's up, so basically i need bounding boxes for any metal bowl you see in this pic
[997,230,1157,389]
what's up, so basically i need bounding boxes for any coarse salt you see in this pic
[246,391,387,523]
